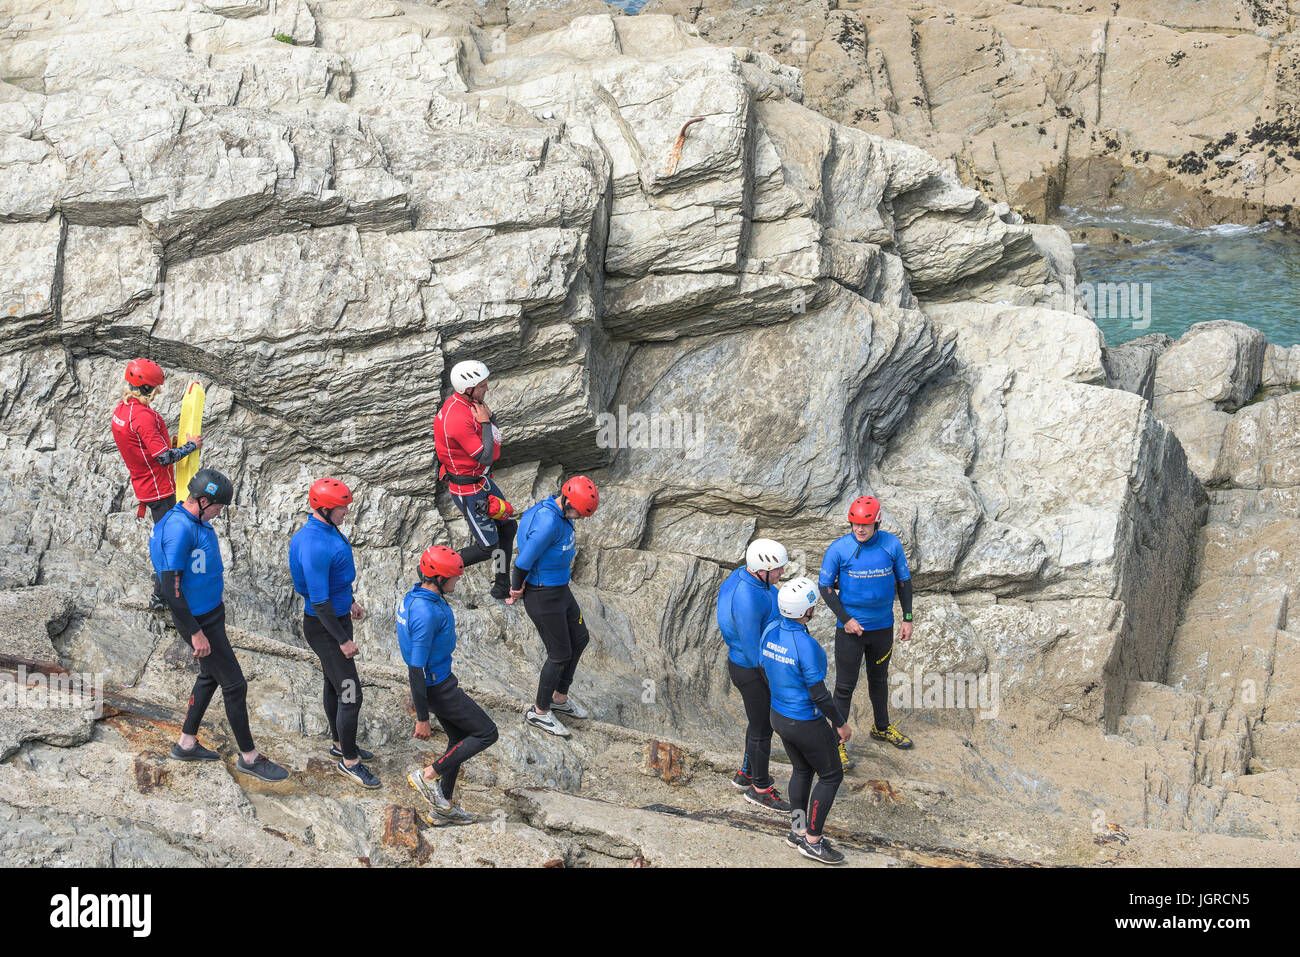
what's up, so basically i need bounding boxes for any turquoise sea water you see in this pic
[1060,207,1300,348]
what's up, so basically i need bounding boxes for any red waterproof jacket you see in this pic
[112,398,175,506]
[433,392,499,495]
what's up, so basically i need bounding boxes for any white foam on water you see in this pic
[1059,206,1280,239]
[1204,220,1282,237]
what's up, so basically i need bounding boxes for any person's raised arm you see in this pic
[154,440,197,467]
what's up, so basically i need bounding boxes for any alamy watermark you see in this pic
[0,667,104,718]
[890,665,1000,719]
[49,887,151,937]
[786,274,1154,331]
[151,276,279,319]
[1040,276,1153,330]
[595,404,706,459]
[1079,280,1152,329]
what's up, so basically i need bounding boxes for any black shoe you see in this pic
[786,831,806,849]
[798,837,845,865]
[329,744,374,761]
[236,754,289,782]
[731,770,752,792]
[337,760,381,789]
[744,785,793,813]
[168,741,220,762]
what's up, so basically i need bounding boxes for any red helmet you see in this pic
[848,495,881,525]
[309,478,353,510]
[561,475,599,517]
[420,545,464,579]
[125,358,165,388]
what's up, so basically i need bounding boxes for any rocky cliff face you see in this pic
[435,0,1300,228]
[1103,323,1300,836]
[0,3,1294,866]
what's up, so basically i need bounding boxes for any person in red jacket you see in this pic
[433,359,516,600]
[110,358,202,609]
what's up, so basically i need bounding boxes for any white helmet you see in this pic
[777,576,819,619]
[745,538,788,573]
[450,359,489,394]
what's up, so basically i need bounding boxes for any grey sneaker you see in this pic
[236,754,289,782]
[441,805,478,825]
[525,706,571,738]
[337,760,381,789]
[408,770,451,812]
[168,741,220,762]
[550,697,588,719]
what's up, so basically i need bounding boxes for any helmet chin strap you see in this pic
[316,505,345,536]
[421,574,449,594]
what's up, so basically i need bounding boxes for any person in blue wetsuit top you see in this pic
[818,494,915,768]
[289,477,379,790]
[150,468,287,782]
[509,475,600,740]
[399,545,498,825]
[715,538,791,814]
[760,576,852,865]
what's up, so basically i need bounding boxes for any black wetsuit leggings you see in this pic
[771,710,843,838]
[727,660,773,789]
[176,603,255,753]
[426,674,499,800]
[833,626,894,730]
[452,477,517,590]
[147,495,176,600]
[524,584,590,712]
[303,613,362,761]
